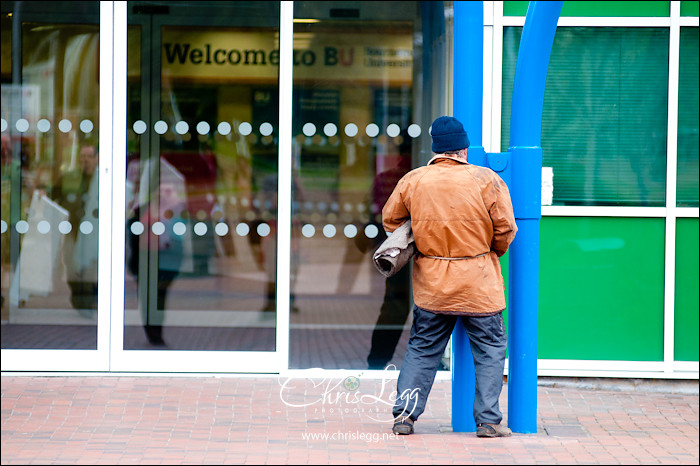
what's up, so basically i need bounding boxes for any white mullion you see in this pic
[109,0,128,369]
[491,0,503,153]
[501,16,672,27]
[663,1,681,374]
[98,1,115,368]
[676,208,700,218]
[541,206,667,217]
[276,1,294,373]
[679,17,699,27]
[483,5,494,152]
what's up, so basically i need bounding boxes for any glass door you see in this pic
[110,1,286,372]
[1,1,108,370]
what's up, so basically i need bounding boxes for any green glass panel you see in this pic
[539,217,665,361]
[681,1,700,16]
[675,218,699,361]
[503,1,670,17]
[677,28,699,207]
[502,27,668,206]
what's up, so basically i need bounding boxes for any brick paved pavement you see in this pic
[1,375,698,465]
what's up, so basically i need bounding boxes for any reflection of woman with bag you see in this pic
[127,181,184,346]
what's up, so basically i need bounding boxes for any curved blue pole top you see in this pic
[510,1,563,149]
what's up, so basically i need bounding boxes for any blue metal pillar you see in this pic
[451,0,484,433]
[451,0,561,434]
[507,1,562,434]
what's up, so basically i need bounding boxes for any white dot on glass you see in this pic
[301,224,315,238]
[80,119,94,133]
[304,201,314,210]
[366,123,379,138]
[344,224,358,238]
[154,121,168,135]
[408,124,421,138]
[387,124,401,138]
[344,123,358,137]
[151,222,164,235]
[58,221,72,235]
[197,121,210,135]
[80,221,94,235]
[173,222,186,236]
[16,220,29,234]
[357,203,366,212]
[0,220,7,234]
[365,224,379,239]
[302,122,316,137]
[235,223,250,236]
[175,121,189,135]
[37,119,51,133]
[16,119,29,133]
[217,122,231,135]
[58,119,72,133]
[239,122,252,136]
[194,222,208,236]
[257,223,271,237]
[323,123,337,137]
[37,220,51,234]
[215,222,229,236]
[130,221,145,235]
[323,224,336,238]
[318,202,327,211]
[259,122,273,136]
[1,119,6,132]
[133,120,147,134]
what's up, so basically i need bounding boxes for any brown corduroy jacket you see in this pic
[382,155,518,316]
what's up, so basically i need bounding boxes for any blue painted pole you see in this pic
[451,0,483,433]
[507,1,562,434]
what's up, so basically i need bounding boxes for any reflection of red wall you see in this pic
[161,151,217,217]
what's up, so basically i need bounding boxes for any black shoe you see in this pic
[392,416,414,435]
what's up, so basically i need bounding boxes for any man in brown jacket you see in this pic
[383,116,517,437]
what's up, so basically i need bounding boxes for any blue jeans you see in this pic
[393,306,507,425]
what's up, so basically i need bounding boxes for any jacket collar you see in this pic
[427,154,470,166]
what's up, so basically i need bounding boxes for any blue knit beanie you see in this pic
[430,116,470,153]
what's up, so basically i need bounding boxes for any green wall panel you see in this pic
[675,218,699,361]
[681,1,700,16]
[539,217,665,361]
[503,1,670,17]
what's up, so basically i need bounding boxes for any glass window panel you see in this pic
[124,1,279,350]
[539,217,665,361]
[677,27,699,207]
[288,1,449,370]
[1,2,99,349]
[674,218,699,361]
[502,27,669,206]
[681,1,700,16]
[503,1,670,17]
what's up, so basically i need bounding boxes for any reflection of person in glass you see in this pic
[127,179,184,347]
[365,155,412,370]
[52,144,99,316]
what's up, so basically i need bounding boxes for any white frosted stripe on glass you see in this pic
[58,119,72,133]
[16,119,29,132]
[80,119,94,133]
[238,122,252,136]
[196,121,210,135]
[37,119,51,133]
[194,222,208,236]
[133,120,147,134]
[152,222,165,235]
[301,224,315,238]
[217,122,231,135]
